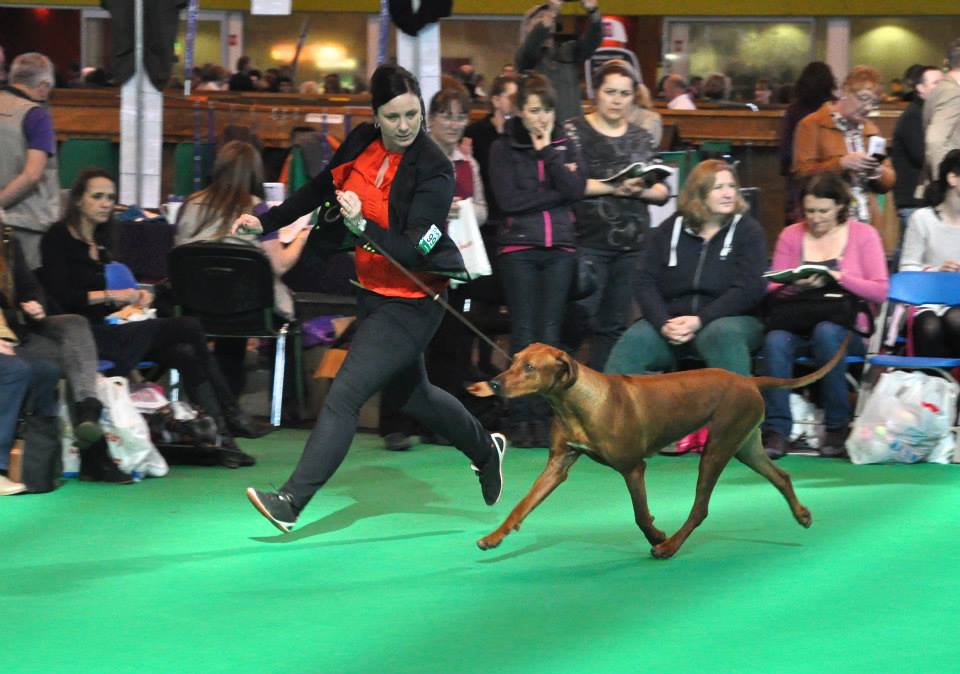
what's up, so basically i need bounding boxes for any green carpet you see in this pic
[2,431,959,674]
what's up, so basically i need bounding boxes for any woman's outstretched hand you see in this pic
[231,214,263,235]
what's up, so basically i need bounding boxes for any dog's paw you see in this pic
[467,381,495,398]
[643,527,667,546]
[476,534,503,551]
[795,506,813,528]
[650,542,676,559]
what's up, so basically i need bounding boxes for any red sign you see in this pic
[228,34,239,47]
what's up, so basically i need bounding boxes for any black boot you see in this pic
[79,438,135,484]
[223,405,273,439]
[207,360,272,438]
[73,397,104,450]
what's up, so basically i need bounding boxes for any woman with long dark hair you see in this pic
[235,64,507,533]
[175,140,308,396]
[899,149,960,356]
[40,169,260,464]
[778,61,837,221]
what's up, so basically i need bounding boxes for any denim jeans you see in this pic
[499,248,576,423]
[0,354,59,470]
[568,248,639,371]
[761,321,866,437]
[605,315,764,377]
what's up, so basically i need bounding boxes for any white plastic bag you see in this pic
[446,198,492,279]
[58,400,80,478]
[789,393,823,449]
[847,370,958,464]
[98,376,169,478]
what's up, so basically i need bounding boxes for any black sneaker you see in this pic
[384,432,413,451]
[246,487,299,533]
[762,429,789,460]
[472,433,507,506]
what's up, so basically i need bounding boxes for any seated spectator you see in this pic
[792,65,895,228]
[702,73,730,102]
[2,228,111,476]
[899,149,960,357]
[663,74,696,110]
[605,160,767,380]
[563,59,669,370]
[754,78,773,105]
[1,317,60,493]
[489,73,586,447]
[228,56,255,92]
[761,173,889,460]
[196,64,225,91]
[299,81,319,95]
[175,141,309,395]
[627,81,663,148]
[323,73,345,94]
[40,169,265,448]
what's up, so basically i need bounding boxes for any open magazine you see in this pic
[599,161,676,185]
[762,264,834,284]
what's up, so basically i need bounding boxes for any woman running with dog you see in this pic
[235,64,506,533]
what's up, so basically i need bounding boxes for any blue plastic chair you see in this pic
[857,272,960,419]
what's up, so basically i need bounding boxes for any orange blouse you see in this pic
[331,139,447,298]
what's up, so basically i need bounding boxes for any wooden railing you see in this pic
[47,88,908,249]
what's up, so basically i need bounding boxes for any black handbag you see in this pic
[20,415,62,493]
[763,284,870,336]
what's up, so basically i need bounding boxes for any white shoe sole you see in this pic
[246,487,295,533]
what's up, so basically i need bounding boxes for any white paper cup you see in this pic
[263,182,286,204]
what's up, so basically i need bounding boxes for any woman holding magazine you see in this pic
[562,60,670,371]
[760,173,888,460]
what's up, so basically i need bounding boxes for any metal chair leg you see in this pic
[271,325,288,427]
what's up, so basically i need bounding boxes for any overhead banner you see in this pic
[251,0,291,15]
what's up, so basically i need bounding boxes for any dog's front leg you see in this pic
[477,449,580,551]
[623,461,666,546]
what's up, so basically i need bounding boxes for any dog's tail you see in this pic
[753,332,852,391]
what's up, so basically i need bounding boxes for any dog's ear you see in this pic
[553,351,579,390]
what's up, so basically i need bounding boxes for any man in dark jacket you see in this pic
[515,0,602,124]
[892,65,943,241]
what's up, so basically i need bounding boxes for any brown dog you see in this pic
[469,336,850,558]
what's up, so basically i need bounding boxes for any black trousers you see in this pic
[282,289,495,509]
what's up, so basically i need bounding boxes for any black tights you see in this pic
[912,308,960,358]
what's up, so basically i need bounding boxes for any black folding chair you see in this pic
[167,241,305,426]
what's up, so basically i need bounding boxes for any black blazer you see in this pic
[260,122,468,279]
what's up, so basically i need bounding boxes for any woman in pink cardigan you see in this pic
[762,173,889,459]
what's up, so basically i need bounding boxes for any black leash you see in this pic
[351,231,513,364]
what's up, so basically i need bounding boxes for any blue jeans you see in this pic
[605,315,764,377]
[569,248,639,371]
[761,322,865,437]
[0,353,60,470]
[499,248,576,423]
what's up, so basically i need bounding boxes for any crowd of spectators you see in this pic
[4,24,960,495]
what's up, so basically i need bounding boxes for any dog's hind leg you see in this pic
[734,428,812,528]
[651,425,746,559]
[623,461,666,545]
[476,449,581,551]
